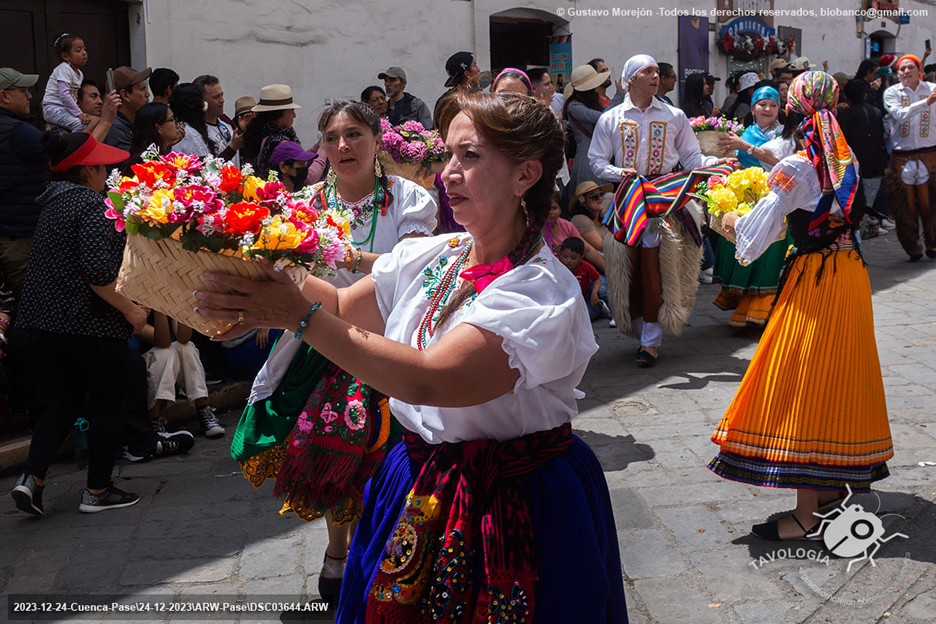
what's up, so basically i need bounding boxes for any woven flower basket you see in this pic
[378,151,443,190]
[116,235,307,337]
[695,130,731,158]
[709,212,787,245]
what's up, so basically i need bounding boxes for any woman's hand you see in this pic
[717,132,745,152]
[722,210,740,232]
[123,304,148,335]
[712,107,723,117]
[194,257,310,340]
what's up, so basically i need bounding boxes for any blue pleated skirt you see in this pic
[336,435,629,623]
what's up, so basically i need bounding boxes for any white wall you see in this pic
[138,0,935,139]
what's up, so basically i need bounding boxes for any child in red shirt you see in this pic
[558,237,611,321]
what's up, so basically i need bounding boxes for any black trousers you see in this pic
[122,351,160,456]
[26,330,128,490]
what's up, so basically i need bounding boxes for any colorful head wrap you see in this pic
[896,54,922,72]
[751,86,780,107]
[622,54,656,86]
[787,71,859,231]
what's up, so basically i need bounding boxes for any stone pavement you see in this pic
[1,234,934,624]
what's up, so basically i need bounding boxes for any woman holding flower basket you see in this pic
[195,91,626,624]
[709,86,797,328]
[232,100,437,600]
[708,72,893,541]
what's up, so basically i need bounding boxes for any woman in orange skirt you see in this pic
[709,71,894,541]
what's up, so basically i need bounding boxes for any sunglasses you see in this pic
[587,192,603,201]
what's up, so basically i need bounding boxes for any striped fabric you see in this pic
[603,163,738,247]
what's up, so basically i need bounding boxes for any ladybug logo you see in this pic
[809,484,909,572]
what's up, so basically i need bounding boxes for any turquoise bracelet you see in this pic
[294,302,322,340]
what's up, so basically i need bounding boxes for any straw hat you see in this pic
[570,180,613,210]
[252,84,301,112]
[234,96,257,118]
[563,65,611,99]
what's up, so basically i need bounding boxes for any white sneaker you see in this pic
[198,405,225,438]
[699,270,714,284]
[881,218,895,229]
[609,319,617,328]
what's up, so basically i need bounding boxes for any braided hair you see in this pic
[317,100,393,205]
[434,91,564,327]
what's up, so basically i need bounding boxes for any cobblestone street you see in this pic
[2,234,934,624]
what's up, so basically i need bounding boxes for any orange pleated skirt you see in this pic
[709,249,893,492]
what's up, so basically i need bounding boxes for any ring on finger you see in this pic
[237,310,246,325]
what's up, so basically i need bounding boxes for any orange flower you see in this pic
[219,165,243,194]
[130,161,175,188]
[224,201,270,236]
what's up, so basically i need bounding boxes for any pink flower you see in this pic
[256,181,286,204]
[291,220,320,253]
[382,132,405,161]
[196,212,225,236]
[296,415,314,435]
[402,120,425,133]
[380,118,392,133]
[429,138,446,157]
[160,152,203,173]
[104,204,125,232]
[400,140,428,163]
[319,402,339,424]
[344,400,367,431]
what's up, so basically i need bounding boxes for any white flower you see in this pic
[241,163,255,177]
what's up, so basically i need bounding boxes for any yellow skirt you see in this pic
[709,250,893,492]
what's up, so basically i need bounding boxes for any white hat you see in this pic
[252,84,301,112]
[737,72,759,92]
[563,65,611,99]
[790,56,810,71]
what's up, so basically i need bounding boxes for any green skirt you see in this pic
[712,234,792,296]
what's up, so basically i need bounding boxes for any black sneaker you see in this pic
[198,405,225,438]
[156,431,195,456]
[11,473,44,516]
[78,483,140,513]
[121,445,153,463]
[151,416,168,435]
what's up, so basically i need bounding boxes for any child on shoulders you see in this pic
[42,32,91,132]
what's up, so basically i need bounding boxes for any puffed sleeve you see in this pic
[392,178,438,239]
[462,260,598,390]
[734,160,801,264]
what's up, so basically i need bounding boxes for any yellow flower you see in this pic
[138,189,173,224]
[247,216,304,251]
[241,176,266,202]
[709,187,738,214]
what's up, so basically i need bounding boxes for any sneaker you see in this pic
[198,405,225,438]
[121,445,152,463]
[698,268,714,284]
[880,218,895,229]
[598,300,613,319]
[609,319,617,328]
[151,416,168,435]
[11,473,44,516]
[156,431,195,456]
[79,483,139,513]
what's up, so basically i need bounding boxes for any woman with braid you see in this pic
[195,92,627,623]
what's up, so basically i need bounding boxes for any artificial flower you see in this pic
[161,152,203,173]
[241,176,266,202]
[138,188,174,224]
[224,201,270,236]
[219,165,243,194]
[246,215,305,251]
[131,161,175,188]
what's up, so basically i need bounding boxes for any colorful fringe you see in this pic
[603,162,739,247]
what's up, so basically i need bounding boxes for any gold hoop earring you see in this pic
[326,167,337,187]
[521,197,530,228]
[374,154,382,178]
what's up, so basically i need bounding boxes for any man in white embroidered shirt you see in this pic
[883,54,936,261]
[588,54,720,366]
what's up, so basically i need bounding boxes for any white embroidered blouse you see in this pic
[588,94,716,181]
[372,234,598,444]
[883,81,936,152]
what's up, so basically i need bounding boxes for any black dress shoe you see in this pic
[926,249,936,260]
[910,253,924,262]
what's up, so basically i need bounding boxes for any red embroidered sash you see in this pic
[366,423,573,623]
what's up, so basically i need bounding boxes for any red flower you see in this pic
[130,161,175,188]
[224,202,270,236]
[219,165,243,194]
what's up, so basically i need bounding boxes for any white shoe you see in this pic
[698,270,714,284]
[881,218,895,229]
[609,319,617,328]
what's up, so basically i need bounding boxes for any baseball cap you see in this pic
[270,141,317,167]
[832,71,852,84]
[769,59,791,73]
[704,72,721,83]
[378,67,407,81]
[0,68,39,91]
[113,66,152,92]
[444,52,474,88]
[790,57,810,71]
